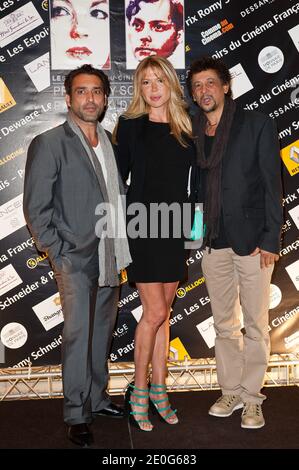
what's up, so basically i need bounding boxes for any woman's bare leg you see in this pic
[150,281,179,424]
[132,282,169,430]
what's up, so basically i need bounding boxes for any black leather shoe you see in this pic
[93,402,124,418]
[67,423,93,447]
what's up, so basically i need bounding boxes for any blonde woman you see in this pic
[114,56,195,431]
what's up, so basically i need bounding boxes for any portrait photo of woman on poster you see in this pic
[50,0,111,70]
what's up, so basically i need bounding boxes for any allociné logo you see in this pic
[0,77,16,114]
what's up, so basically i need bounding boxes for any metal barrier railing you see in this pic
[1,354,298,401]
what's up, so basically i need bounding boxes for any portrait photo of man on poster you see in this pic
[49,0,111,70]
[125,0,185,70]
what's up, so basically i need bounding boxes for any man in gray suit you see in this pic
[23,64,131,447]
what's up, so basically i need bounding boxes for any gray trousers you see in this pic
[54,254,119,425]
[202,248,274,404]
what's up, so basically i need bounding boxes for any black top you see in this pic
[200,135,230,249]
[116,117,195,283]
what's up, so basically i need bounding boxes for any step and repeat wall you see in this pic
[0,0,298,367]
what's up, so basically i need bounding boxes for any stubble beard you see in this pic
[74,107,102,124]
[199,97,217,114]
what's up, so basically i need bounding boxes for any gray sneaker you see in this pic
[209,394,243,417]
[241,403,265,429]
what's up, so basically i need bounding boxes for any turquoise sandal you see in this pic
[149,383,178,424]
[125,383,153,432]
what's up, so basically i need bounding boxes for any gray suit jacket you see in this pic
[24,121,105,272]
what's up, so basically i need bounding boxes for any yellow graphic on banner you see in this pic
[281,139,299,176]
[176,276,205,298]
[53,295,61,306]
[169,338,191,361]
[0,78,16,114]
[120,269,128,284]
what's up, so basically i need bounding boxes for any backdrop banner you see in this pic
[0,0,298,367]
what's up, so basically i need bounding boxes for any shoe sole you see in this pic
[68,436,93,447]
[150,400,179,425]
[209,402,244,417]
[92,413,124,419]
[241,422,265,429]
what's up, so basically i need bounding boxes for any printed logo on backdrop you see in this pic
[269,284,282,309]
[285,260,299,291]
[0,264,22,297]
[118,289,139,308]
[185,0,224,25]
[131,304,175,324]
[288,24,299,52]
[196,306,244,349]
[24,52,50,92]
[26,253,48,269]
[169,337,190,361]
[131,305,143,322]
[200,18,234,46]
[280,140,299,176]
[229,64,253,99]
[240,2,275,18]
[0,194,26,240]
[289,204,299,230]
[271,306,299,329]
[0,1,44,48]
[284,330,299,350]
[0,77,16,114]
[0,147,24,168]
[32,293,64,331]
[196,316,216,349]
[258,46,284,74]
[0,323,28,349]
[112,323,129,339]
[120,269,128,284]
[280,239,299,258]
[42,1,49,11]
[176,276,205,298]
[176,287,186,298]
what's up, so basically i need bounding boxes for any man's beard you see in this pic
[199,95,217,113]
[74,107,102,123]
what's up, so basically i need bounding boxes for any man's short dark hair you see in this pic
[186,56,232,98]
[126,0,183,31]
[64,64,111,97]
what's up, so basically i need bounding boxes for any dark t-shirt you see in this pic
[199,135,230,249]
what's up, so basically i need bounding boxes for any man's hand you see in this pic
[250,247,279,268]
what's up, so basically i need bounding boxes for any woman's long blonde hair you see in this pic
[114,56,192,147]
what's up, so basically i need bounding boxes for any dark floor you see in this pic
[1,387,298,450]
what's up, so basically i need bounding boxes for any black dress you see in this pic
[123,118,194,283]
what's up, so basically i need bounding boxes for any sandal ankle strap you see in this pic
[150,383,167,389]
[129,383,149,392]
[150,389,167,395]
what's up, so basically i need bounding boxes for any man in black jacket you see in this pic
[187,57,282,429]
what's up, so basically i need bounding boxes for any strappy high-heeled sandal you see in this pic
[149,383,178,425]
[125,383,153,432]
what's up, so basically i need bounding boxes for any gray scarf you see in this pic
[67,112,132,286]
